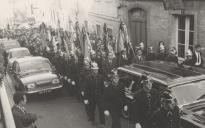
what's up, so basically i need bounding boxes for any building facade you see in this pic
[122,0,205,60]
[84,0,120,38]
[86,0,205,60]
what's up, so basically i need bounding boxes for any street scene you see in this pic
[0,0,205,128]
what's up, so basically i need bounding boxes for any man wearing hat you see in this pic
[103,70,124,128]
[83,62,105,127]
[132,73,160,128]
[153,90,180,128]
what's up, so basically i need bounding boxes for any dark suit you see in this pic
[192,51,203,67]
[133,88,160,128]
[117,53,128,67]
[181,59,194,66]
[166,55,178,63]
[101,58,117,77]
[153,106,180,128]
[146,53,156,61]
[132,55,145,64]
[84,73,105,125]
[12,105,37,128]
[103,83,124,128]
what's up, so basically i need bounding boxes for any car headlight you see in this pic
[52,79,60,84]
[27,83,36,89]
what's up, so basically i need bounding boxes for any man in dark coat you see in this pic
[133,74,160,128]
[153,90,180,128]
[103,71,124,128]
[117,50,128,67]
[192,44,203,67]
[12,92,37,128]
[132,49,145,64]
[101,52,117,77]
[83,62,105,127]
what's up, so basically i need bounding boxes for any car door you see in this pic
[10,62,21,90]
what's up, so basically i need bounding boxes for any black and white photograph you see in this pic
[0,0,205,128]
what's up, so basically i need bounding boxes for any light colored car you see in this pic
[0,39,20,51]
[9,56,62,94]
[7,47,31,60]
[7,47,31,72]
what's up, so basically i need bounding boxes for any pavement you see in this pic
[4,73,132,128]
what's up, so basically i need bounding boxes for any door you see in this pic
[129,8,147,51]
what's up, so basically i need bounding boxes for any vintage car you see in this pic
[118,61,205,128]
[9,56,62,94]
[0,39,20,52]
[7,47,31,60]
[6,47,31,69]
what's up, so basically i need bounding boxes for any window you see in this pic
[177,15,194,58]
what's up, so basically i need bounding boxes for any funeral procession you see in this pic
[1,0,205,128]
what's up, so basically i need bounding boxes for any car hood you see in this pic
[20,72,58,84]
[182,100,205,127]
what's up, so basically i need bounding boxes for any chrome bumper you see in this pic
[26,85,63,94]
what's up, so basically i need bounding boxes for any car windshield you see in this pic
[19,59,51,74]
[171,80,205,106]
[11,50,30,58]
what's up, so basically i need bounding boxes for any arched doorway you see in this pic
[129,8,147,50]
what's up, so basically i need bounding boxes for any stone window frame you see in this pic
[176,15,194,59]
[170,10,197,61]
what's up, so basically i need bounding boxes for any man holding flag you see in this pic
[116,22,135,66]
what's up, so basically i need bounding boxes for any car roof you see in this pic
[0,40,20,50]
[118,61,205,86]
[14,56,48,63]
[8,47,29,52]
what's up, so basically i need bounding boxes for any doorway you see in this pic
[129,8,147,51]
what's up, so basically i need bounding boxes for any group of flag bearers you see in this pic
[2,20,204,128]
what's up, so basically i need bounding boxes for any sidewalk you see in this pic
[3,74,15,107]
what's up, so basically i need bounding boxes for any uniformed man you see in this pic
[103,71,124,128]
[101,52,117,77]
[153,90,180,128]
[80,59,91,121]
[83,62,105,127]
[133,73,160,128]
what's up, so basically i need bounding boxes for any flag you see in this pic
[116,28,125,53]
[75,21,83,51]
[82,27,92,59]
[103,23,108,53]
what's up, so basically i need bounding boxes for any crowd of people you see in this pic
[0,21,204,128]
